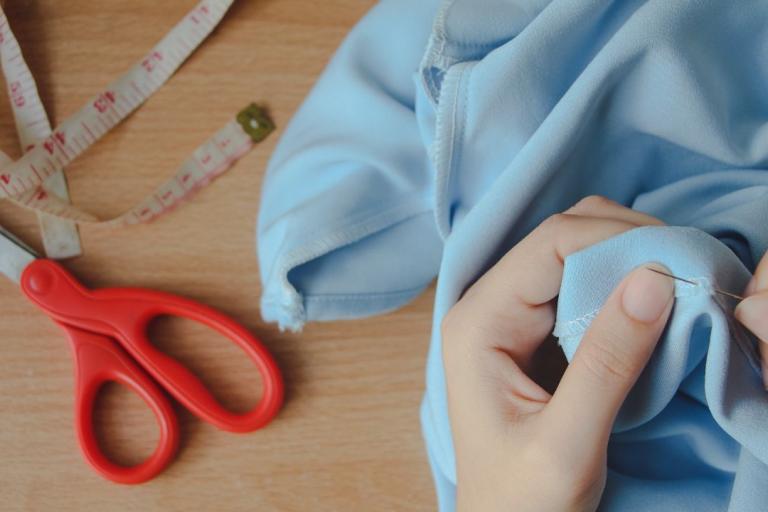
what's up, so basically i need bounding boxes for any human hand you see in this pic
[736,251,768,388]
[442,196,675,512]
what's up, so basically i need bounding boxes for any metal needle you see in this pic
[645,267,745,301]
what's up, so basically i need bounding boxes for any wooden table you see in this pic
[0,1,436,510]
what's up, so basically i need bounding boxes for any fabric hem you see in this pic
[259,200,433,331]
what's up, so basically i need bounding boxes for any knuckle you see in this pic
[570,194,615,213]
[579,330,637,382]
[540,212,572,234]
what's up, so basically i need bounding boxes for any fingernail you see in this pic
[735,292,768,340]
[622,264,675,323]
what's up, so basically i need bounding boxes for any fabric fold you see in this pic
[258,0,768,509]
[257,0,443,330]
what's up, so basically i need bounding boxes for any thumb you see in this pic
[543,263,675,453]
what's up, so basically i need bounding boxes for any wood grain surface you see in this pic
[0,1,437,510]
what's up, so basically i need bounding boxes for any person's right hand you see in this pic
[736,251,768,388]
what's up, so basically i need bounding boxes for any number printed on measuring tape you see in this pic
[0,0,273,240]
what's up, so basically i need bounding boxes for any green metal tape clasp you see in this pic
[237,103,275,143]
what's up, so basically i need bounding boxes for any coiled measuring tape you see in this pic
[0,0,273,258]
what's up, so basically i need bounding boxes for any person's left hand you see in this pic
[442,197,675,511]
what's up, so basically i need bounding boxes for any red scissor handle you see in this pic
[56,322,178,484]
[20,259,284,434]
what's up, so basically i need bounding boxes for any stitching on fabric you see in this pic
[554,275,711,339]
[262,283,430,306]
[442,67,462,234]
[454,60,471,220]
[264,202,434,329]
[437,0,453,63]
[420,0,453,101]
[554,308,600,339]
[431,0,507,50]
[555,275,764,379]
[432,64,467,239]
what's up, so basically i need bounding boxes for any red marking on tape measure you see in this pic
[9,80,24,107]
[141,51,163,73]
[0,0,250,228]
[81,121,96,142]
[43,131,66,156]
[191,4,211,24]
[93,91,116,113]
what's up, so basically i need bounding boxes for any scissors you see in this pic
[0,227,284,484]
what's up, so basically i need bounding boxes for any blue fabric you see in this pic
[256,0,768,510]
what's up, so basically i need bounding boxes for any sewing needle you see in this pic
[645,267,745,301]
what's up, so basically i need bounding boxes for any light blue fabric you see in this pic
[256,0,768,510]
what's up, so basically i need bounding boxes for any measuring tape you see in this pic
[0,0,273,258]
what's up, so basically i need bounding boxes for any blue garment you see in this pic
[257,1,768,510]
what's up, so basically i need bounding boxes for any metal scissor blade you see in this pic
[0,226,37,284]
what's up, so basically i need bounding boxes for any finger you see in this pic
[735,290,768,389]
[466,216,632,312]
[444,215,648,441]
[744,250,768,296]
[543,263,675,455]
[444,203,666,444]
[565,195,665,227]
[737,250,768,388]
[444,344,550,448]
[455,200,664,377]
[454,215,638,373]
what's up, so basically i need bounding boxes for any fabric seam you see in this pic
[555,276,763,378]
[261,202,434,328]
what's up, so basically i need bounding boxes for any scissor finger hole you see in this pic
[148,315,264,413]
[93,382,159,467]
